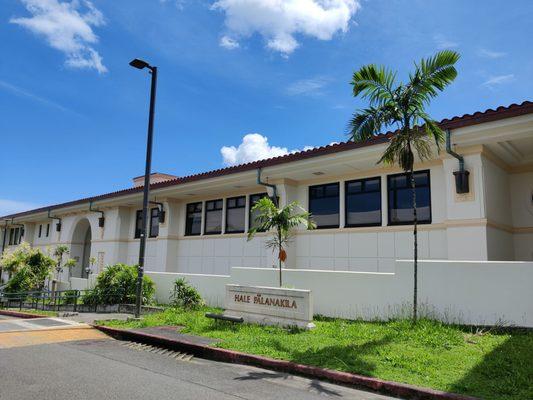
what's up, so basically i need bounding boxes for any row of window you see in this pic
[185,193,267,236]
[134,208,161,238]
[8,227,24,246]
[133,171,430,238]
[309,170,431,228]
[37,223,50,238]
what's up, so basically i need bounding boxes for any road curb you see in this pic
[94,325,479,400]
[0,310,48,319]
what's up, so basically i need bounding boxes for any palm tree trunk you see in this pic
[278,229,282,287]
[410,168,418,322]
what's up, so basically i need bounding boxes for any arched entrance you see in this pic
[70,218,92,279]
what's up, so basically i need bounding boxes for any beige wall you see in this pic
[147,259,533,327]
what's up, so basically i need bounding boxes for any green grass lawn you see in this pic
[98,307,533,400]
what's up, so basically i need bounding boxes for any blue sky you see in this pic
[0,0,531,215]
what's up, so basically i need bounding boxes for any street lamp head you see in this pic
[129,58,151,70]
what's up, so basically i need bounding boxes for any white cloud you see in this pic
[0,199,41,216]
[220,35,240,49]
[477,48,506,59]
[287,77,329,96]
[483,74,514,87]
[212,0,360,55]
[434,34,458,50]
[11,0,107,73]
[221,133,313,166]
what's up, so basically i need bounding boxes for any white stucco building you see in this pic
[2,101,533,326]
[2,101,532,282]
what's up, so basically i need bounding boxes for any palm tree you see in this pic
[348,50,460,322]
[248,198,315,287]
[53,245,69,281]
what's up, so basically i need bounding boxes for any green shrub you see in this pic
[1,243,55,293]
[82,263,155,306]
[169,278,204,309]
[61,289,80,305]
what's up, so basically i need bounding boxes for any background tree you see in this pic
[248,198,315,287]
[53,245,69,281]
[348,50,460,321]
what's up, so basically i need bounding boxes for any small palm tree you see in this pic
[53,245,69,280]
[248,198,315,287]
[348,50,460,322]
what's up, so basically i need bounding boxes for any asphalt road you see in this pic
[0,326,400,400]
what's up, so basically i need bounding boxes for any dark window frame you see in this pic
[309,182,340,229]
[8,228,14,246]
[185,202,202,236]
[345,177,382,228]
[387,170,432,226]
[134,210,143,239]
[248,193,268,232]
[38,224,42,238]
[204,199,223,235]
[149,207,159,238]
[225,196,246,234]
[45,223,50,237]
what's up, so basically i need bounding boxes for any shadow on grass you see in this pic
[450,332,533,400]
[271,336,393,377]
[232,336,392,397]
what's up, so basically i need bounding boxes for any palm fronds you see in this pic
[349,50,459,171]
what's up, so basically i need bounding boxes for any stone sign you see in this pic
[225,284,315,329]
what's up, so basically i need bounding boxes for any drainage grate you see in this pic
[120,341,194,361]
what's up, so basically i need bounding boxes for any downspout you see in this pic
[89,201,105,227]
[256,168,278,206]
[48,209,62,232]
[1,221,8,283]
[1,221,7,254]
[446,129,470,194]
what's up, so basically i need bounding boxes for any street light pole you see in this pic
[130,58,158,319]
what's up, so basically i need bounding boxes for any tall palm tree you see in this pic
[348,50,460,321]
[248,198,315,287]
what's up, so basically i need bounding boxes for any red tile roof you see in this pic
[3,100,532,220]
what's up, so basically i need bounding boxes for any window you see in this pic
[226,196,246,233]
[309,183,340,228]
[38,224,42,238]
[345,177,382,227]
[204,199,223,235]
[8,228,22,246]
[134,210,143,238]
[185,202,202,236]
[388,170,431,225]
[149,208,159,238]
[46,223,50,237]
[249,193,268,231]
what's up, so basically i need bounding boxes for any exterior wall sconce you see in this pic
[89,201,105,228]
[453,170,470,194]
[48,209,62,232]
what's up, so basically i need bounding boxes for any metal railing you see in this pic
[0,288,128,313]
